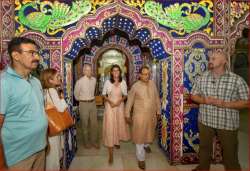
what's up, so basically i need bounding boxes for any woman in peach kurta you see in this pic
[102,64,130,164]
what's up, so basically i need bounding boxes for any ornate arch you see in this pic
[92,45,134,86]
[73,34,142,85]
[90,40,142,85]
[62,1,173,59]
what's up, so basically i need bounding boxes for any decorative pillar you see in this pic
[0,0,15,68]
[171,49,184,163]
[172,34,224,164]
[213,0,231,63]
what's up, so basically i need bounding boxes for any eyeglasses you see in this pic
[20,50,40,57]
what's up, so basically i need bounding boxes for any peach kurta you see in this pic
[102,80,130,147]
[125,80,161,144]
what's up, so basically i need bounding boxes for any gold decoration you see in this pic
[47,28,66,35]
[91,0,113,13]
[123,0,145,13]
[161,61,168,111]
[123,0,145,8]
[161,115,168,146]
[230,1,249,26]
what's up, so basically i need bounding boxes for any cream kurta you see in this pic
[102,80,130,147]
[125,80,161,144]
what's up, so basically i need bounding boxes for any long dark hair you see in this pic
[110,64,122,83]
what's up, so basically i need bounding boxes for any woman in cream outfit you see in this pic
[102,64,130,164]
[40,68,68,170]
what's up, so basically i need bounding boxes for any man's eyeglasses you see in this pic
[20,50,40,57]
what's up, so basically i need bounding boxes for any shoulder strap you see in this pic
[48,89,55,105]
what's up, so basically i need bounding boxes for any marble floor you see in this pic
[69,109,249,170]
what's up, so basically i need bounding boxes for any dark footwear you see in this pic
[114,145,120,149]
[108,147,113,164]
[92,143,100,149]
[138,161,145,170]
[144,146,151,153]
[108,155,113,164]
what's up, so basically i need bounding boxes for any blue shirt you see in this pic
[0,67,48,166]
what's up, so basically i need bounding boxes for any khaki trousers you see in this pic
[197,122,241,170]
[79,101,98,145]
[9,149,45,170]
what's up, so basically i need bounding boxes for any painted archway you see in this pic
[62,2,173,57]
[18,0,226,167]
[63,13,172,82]
[60,2,174,166]
[0,0,249,169]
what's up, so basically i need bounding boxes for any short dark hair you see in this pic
[139,65,150,74]
[8,37,38,60]
[110,64,122,83]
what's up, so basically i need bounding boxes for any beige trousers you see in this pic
[79,101,98,145]
[9,149,45,170]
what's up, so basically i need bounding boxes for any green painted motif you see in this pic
[144,1,211,34]
[18,0,91,34]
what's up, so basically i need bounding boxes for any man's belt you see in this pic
[79,99,95,103]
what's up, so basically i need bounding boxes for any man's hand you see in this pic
[125,117,132,124]
[204,96,217,104]
[204,97,225,107]
[212,99,225,107]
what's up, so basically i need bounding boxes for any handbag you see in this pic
[45,90,74,137]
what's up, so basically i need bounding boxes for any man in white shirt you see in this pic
[74,64,99,149]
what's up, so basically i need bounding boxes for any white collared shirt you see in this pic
[102,79,127,96]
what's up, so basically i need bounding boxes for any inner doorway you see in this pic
[96,49,128,95]
[231,28,249,84]
[72,28,157,94]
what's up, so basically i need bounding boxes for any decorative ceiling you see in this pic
[15,0,214,37]
[65,15,169,60]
